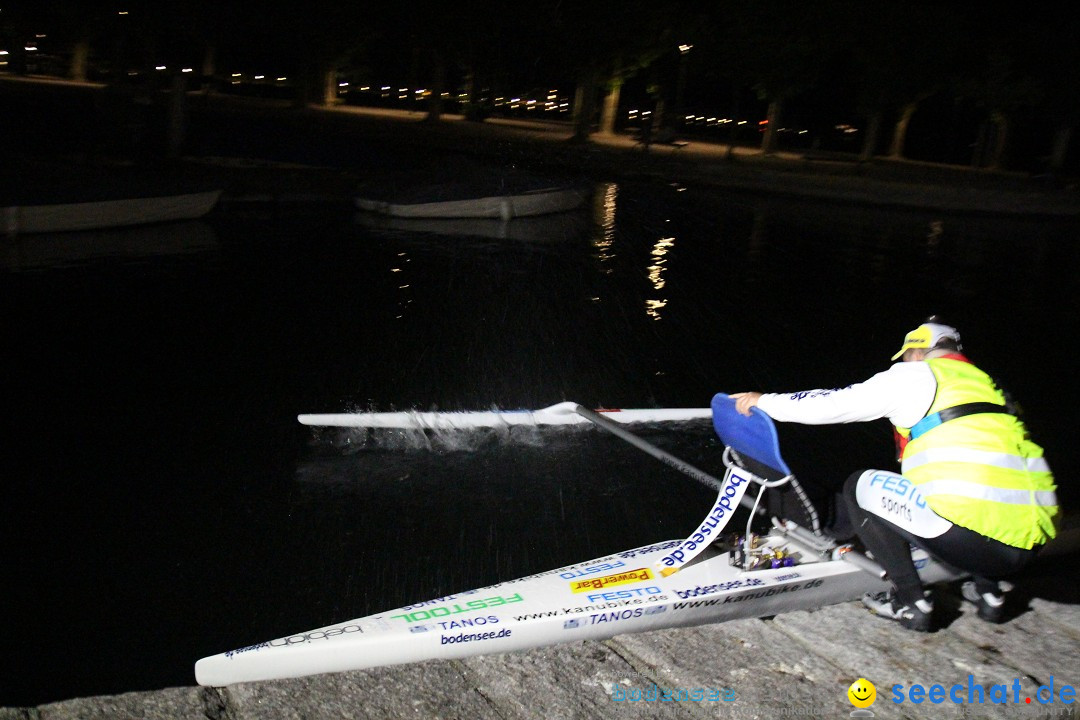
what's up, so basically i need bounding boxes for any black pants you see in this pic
[842,471,1038,606]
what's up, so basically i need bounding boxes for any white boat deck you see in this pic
[21,558,1079,719]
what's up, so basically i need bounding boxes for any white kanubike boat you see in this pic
[195,396,961,687]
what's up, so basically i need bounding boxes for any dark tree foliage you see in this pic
[6,0,1079,168]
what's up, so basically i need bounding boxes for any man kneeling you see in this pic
[732,318,1059,630]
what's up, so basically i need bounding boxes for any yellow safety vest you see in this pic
[895,357,1058,549]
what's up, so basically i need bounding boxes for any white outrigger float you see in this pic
[195,396,963,687]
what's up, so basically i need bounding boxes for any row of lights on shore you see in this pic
[628,109,759,129]
[0,54,561,111]
[216,74,573,112]
[230,72,288,83]
[628,109,755,128]
[0,32,47,62]
[627,110,861,136]
[330,83,570,111]
[0,53,859,137]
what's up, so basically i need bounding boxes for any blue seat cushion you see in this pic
[711,393,792,481]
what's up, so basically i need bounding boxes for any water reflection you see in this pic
[353,211,592,242]
[590,181,618,272]
[721,193,1080,303]
[391,251,412,320]
[646,235,675,321]
[0,220,217,271]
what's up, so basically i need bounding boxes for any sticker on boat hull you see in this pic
[569,568,653,593]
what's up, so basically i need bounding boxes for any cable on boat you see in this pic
[722,444,826,569]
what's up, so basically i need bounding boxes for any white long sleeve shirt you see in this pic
[755,362,938,430]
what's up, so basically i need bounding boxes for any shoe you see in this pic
[862,591,934,632]
[961,581,1010,624]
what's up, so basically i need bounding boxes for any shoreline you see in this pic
[5,77,1080,218]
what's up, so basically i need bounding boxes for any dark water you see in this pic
[4,181,1079,706]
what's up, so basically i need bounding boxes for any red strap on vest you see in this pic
[893,428,907,462]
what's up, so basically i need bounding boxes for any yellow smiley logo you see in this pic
[847,678,876,708]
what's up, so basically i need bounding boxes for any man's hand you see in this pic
[730,392,762,416]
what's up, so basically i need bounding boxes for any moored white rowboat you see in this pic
[355,186,585,220]
[3,190,222,235]
[353,210,591,242]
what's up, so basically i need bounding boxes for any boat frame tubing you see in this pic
[569,404,763,515]
[572,404,894,582]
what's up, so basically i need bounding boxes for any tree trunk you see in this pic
[761,98,782,155]
[201,46,216,92]
[166,75,187,159]
[1049,122,1073,172]
[425,50,445,122]
[971,120,989,168]
[321,66,338,106]
[889,101,918,159]
[70,39,90,82]
[726,85,741,160]
[986,111,1009,170]
[653,97,666,132]
[463,70,482,121]
[859,110,882,163]
[293,67,312,108]
[572,70,598,141]
[598,78,622,136]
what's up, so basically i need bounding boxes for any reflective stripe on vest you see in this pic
[896,357,1058,549]
[902,447,1052,475]
[914,478,1058,507]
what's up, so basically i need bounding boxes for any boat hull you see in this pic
[194,534,953,687]
[353,210,591,242]
[355,187,585,220]
[3,190,222,234]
